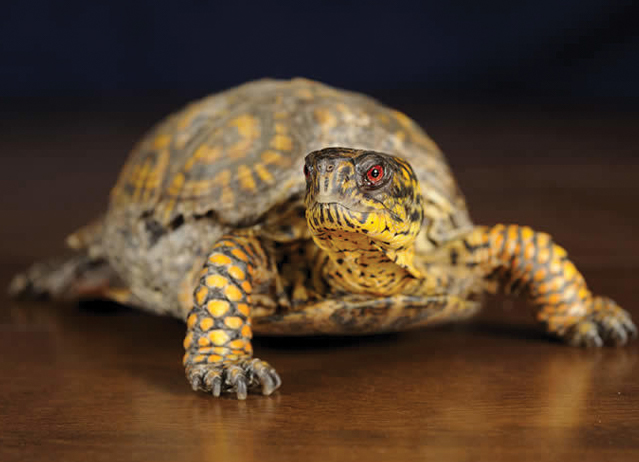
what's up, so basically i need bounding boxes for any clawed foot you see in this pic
[565,297,637,347]
[186,358,281,400]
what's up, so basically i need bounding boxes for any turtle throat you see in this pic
[307,203,423,296]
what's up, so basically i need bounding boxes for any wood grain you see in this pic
[1,102,638,462]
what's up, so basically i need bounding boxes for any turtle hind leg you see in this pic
[8,253,124,302]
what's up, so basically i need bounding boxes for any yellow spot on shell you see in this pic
[228,265,245,280]
[314,107,337,130]
[207,300,230,317]
[184,145,222,171]
[225,284,243,301]
[198,337,210,347]
[153,134,171,149]
[394,130,406,143]
[206,274,228,289]
[224,317,244,330]
[241,281,252,293]
[213,169,234,204]
[254,163,275,184]
[186,314,197,329]
[208,330,230,346]
[195,286,208,305]
[270,134,293,151]
[227,114,260,159]
[244,342,253,353]
[237,165,257,191]
[209,253,232,266]
[183,333,193,349]
[193,355,206,364]
[295,88,314,100]
[207,354,223,363]
[229,114,260,138]
[214,169,231,185]
[199,318,214,331]
[261,149,290,166]
[392,110,413,128]
[168,173,185,195]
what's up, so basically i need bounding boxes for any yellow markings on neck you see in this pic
[323,246,415,296]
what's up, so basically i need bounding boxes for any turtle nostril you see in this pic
[326,164,334,172]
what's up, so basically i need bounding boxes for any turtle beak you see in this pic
[305,156,354,207]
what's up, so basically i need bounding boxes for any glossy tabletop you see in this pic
[1,101,638,461]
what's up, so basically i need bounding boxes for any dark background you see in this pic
[2,0,638,105]
[2,3,639,461]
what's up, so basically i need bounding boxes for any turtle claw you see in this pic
[186,358,281,399]
[565,297,637,348]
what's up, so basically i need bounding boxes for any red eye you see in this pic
[366,164,384,183]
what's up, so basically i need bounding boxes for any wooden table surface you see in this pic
[1,100,638,461]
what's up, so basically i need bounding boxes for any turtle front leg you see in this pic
[465,224,637,347]
[183,234,281,399]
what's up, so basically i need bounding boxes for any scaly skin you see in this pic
[184,234,281,398]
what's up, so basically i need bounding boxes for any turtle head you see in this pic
[304,148,424,277]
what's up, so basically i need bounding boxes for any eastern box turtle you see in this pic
[10,78,636,399]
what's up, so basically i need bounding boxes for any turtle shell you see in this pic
[109,78,471,245]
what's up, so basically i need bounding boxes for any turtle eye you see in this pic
[366,164,384,184]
